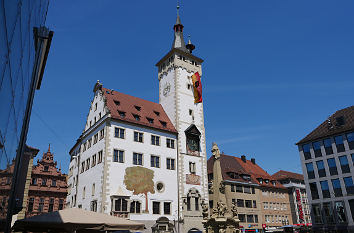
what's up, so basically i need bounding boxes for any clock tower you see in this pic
[156,6,208,232]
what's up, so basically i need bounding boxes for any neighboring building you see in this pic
[297,105,354,233]
[208,154,262,232]
[272,170,311,225]
[67,8,208,232]
[207,154,293,232]
[0,146,39,220]
[26,145,67,218]
[0,1,53,231]
[0,146,67,220]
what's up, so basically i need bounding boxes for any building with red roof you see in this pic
[66,6,209,233]
[0,145,67,222]
[207,154,293,231]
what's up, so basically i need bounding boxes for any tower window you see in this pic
[189,109,193,116]
[185,125,201,155]
[187,84,192,90]
[189,162,196,174]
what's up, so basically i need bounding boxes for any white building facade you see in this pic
[67,9,208,233]
[156,12,209,233]
[67,85,179,230]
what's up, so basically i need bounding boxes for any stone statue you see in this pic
[219,228,226,233]
[231,202,238,218]
[209,180,213,194]
[219,181,225,194]
[201,200,209,219]
[213,201,227,217]
[211,143,221,160]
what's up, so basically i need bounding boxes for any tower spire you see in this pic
[172,1,187,51]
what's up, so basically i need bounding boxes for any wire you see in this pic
[32,109,68,148]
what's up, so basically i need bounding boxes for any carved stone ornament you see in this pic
[219,181,225,194]
[209,180,214,194]
[201,200,209,220]
[231,202,238,218]
[211,143,221,160]
[213,201,227,218]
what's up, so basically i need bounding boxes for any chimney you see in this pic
[251,158,256,164]
[241,155,246,163]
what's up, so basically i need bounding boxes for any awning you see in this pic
[13,208,145,232]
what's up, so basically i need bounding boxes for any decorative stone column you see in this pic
[202,143,240,233]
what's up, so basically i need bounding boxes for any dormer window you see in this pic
[227,172,238,179]
[258,178,263,184]
[133,114,140,121]
[147,117,154,124]
[336,116,345,126]
[154,111,160,116]
[118,111,125,118]
[272,181,277,186]
[241,174,251,181]
[265,179,269,184]
[134,105,141,111]
[44,166,49,172]
[160,121,167,127]
[114,100,120,106]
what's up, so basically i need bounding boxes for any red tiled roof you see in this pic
[297,105,354,145]
[102,87,177,134]
[207,154,286,189]
[272,170,304,181]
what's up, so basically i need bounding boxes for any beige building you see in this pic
[260,187,292,227]
[272,170,311,225]
[208,154,293,231]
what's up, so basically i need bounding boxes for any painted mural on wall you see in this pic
[186,174,201,185]
[124,166,155,213]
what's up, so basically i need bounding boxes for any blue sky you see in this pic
[27,0,354,175]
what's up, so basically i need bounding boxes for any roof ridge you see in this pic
[102,87,160,106]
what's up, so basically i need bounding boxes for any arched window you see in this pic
[185,188,201,211]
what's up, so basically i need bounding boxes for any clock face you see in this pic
[163,82,171,97]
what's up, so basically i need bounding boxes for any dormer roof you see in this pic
[296,105,354,145]
[102,87,177,134]
[207,154,286,189]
